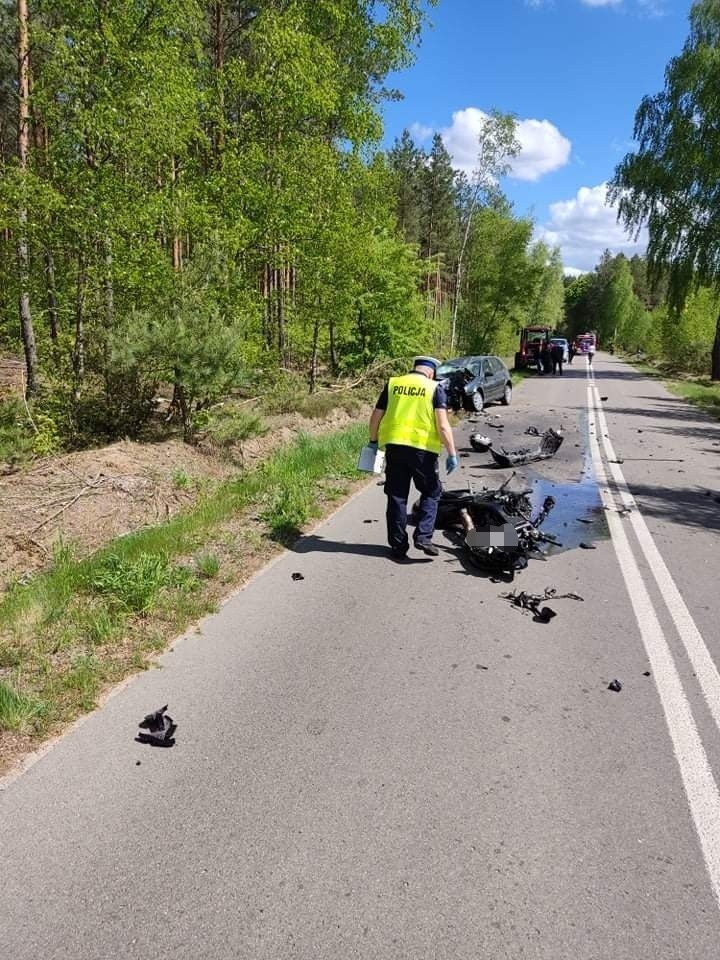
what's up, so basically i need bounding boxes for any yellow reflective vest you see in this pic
[378,373,443,454]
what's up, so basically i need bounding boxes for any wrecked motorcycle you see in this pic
[416,479,557,575]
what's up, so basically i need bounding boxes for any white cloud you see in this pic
[528,0,666,11]
[563,266,587,277]
[440,107,571,182]
[536,182,647,272]
[409,122,433,143]
[513,119,572,181]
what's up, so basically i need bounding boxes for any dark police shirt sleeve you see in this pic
[376,384,389,410]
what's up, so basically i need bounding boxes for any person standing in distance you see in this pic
[367,356,458,559]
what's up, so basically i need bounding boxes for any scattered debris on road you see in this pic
[643,671,651,677]
[607,679,622,692]
[136,705,176,747]
[500,587,584,623]
[291,571,305,581]
[469,434,493,452]
[579,542,596,550]
[600,396,608,401]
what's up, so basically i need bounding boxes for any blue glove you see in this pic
[367,440,378,450]
[446,454,458,475]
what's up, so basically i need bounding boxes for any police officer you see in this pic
[367,356,458,559]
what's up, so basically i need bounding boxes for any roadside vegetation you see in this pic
[0,423,366,745]
[1,3,565,469]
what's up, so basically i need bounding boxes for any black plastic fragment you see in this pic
[291,572,305,581]
[579,542,596,550]
[490,427,564,468]
[136,705,176,747]
[607,679,622,692]
[600,396,608,401]
[643,671,651,677]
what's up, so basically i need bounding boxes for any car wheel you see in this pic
[501,383,512,406]
[464,389,484,413]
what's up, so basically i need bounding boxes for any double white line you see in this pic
[586,362,720,906]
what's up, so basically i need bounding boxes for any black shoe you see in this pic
[414,540,439,557]
[388,547,409,562]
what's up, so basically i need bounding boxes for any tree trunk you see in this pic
[17,0,38,394]
[213,1,225,160]
[309,310,320,393]
[171,156,183,270]
[329,314,337,376]
[104,236,115,329]
[712,313,720,381]
[44,247,59,343]
[450,186,480,355]
[73,256,85,401]
[277,253,286,364]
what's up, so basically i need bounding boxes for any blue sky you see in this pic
[381,0,695,273]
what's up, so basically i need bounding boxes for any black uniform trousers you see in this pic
[384,443,442,555]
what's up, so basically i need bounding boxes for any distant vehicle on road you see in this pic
[514,326,552,371]
[575,332,597,354]
[550,337,570,363]
[436,355,513,413]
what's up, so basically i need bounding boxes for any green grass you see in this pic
[0,422,367,742]
[0,680,47,732]
[666,379,720,420]
[0,398,36,468]
[195,553,220,579]
[201,404,268,448]
[172,468,191,489]
[627,357,720,422]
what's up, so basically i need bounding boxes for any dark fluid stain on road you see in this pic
[527,449,609,555]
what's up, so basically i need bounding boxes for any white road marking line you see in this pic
[586,373,720,908]
[589,370,720,742]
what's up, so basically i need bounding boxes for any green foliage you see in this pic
[88,552,194,614]
[611,1,720,304]
[61,654,104,711]
[0,398,35,466]
[564,249,719,375]
[199,404,268,448]
[0,0,438,442]
[0,680,46,732]
[610,1,720,375]
[172,469,191,490]
[195,553,220,580]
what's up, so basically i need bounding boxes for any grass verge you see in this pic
[626,357,720,422]
[666,379,720,420]
[0,423,367,752]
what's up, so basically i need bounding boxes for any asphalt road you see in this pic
[3,355,720,959]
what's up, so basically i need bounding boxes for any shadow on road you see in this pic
[602,397,720,443]
[630,483,720,532]
[292,534,434,562]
